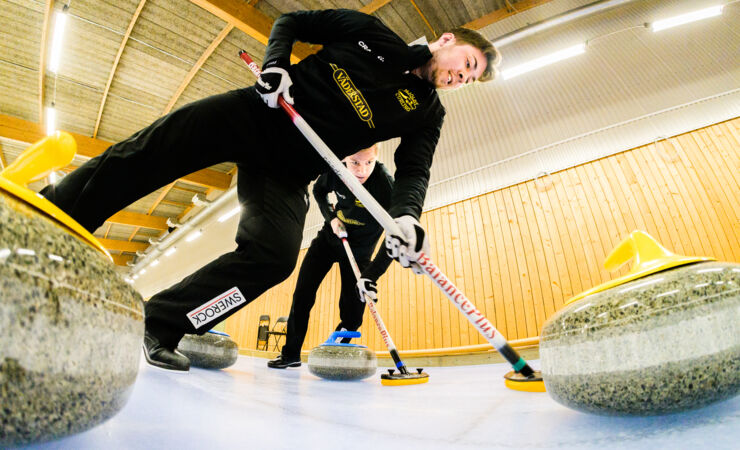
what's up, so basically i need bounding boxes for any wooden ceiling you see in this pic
[0,0,551,267]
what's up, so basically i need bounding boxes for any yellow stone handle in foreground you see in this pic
[1,131,76,187]
[564,230,713,305]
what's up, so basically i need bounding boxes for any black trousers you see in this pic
[280,231,373,358]
[42,88,314,349]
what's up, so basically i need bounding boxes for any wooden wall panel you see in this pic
[225,118,740,353]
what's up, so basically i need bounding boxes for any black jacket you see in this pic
[264,8,446,220]
[313,162,394,281]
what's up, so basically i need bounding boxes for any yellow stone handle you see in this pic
[1,131,76,187]
[603,230,675,273]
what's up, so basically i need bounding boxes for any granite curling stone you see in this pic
[0,132,145,446]
[308,331,377,381]
[177,330,239,369]
[540,231,739,416]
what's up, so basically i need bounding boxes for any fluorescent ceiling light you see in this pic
[150,259,160,267]
[650,5,723,32]
[164,247,177,257]
[218,206,241,223]
[48,9,68,73]
[502,43,586,80]
[185,230,202,242]
[139,269,147,275]
[45,106,56,136]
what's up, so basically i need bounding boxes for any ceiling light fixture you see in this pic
[48,6,69,73]
[501,43,586,80]
[650,5,723,32]
[45,106,56,136]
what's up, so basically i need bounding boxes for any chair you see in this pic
[256,315,270,350]
[266,316,288,351]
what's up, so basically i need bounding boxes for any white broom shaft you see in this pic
[341,238,398,353]
[239,50,518,360]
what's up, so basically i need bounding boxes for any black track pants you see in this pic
[40,88,311,349]
[280,232,372,358]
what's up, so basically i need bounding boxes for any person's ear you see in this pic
[439,32,456,47]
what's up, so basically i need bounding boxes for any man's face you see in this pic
[425,38,487,90]
[344,147,378,184]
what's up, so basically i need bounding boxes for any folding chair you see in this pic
[266,316,288,351]
[256,314,270,350]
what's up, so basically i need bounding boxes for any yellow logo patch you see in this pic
[395,89,418,112]
[337,210,365,226]
[331,63,374,128]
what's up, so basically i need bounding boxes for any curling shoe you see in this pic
[267,354,301,369]
[143,331,190,373]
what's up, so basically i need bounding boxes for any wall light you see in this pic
[650,5,723,32]
[218,206,241,223]
[502,43,586,80]
[185,229,202,242]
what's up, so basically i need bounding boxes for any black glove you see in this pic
[256,60,294,108]
[356,278,377,303]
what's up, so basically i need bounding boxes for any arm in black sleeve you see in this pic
[312,172,336,222]
[387,119,442,219]
[360,240,394,282]
[361,163,395,281]
[263,9,381,68]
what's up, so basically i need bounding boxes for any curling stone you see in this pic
[308,331,377,381]
[0,133,144,446]
[540,231,740,416]
[177,330,239,369]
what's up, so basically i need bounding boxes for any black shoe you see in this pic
[267,354,301,369]
[143,331,190,373]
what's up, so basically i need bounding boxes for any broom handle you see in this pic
[239,50,534,376]
[341,237,409,374]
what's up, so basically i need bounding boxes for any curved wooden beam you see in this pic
[464,0,554,30]
[92,0,147,138]
[408,0,436,38]
[164,23,234,115]
[359,0,394,14]
[0,114,232,190]
[189,0,314,62]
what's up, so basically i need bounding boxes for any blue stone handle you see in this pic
[325,331,360,344]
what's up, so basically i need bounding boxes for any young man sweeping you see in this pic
[41,8,501,372]
[268,145,393,368]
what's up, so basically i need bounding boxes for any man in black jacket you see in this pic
[41,9,500,372]
[268,145,393,368]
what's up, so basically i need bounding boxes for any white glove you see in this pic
[385,215,430,275]
[256,66,294,108]
[332,218,347,238]
[356,278,378,303]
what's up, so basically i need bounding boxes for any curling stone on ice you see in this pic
[308,331,377,380]
[177,330,239,369]
[0,132,144,446]
[540,230,740,416]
